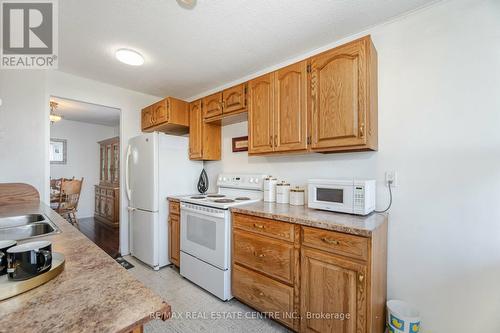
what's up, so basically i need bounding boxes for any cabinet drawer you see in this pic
[106,189,114,197]
[169,201,180,215]
[233,230,294,284]
[100,188,106,195]
[233,213,294,242]
[233,264,294,328]
[302,226,369,261]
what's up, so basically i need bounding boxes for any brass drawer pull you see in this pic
[253,251,265,258]
[321,237,340,245]
[253,223,265,229]
[358,274,364,283]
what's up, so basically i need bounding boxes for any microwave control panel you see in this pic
[354,186,365,209]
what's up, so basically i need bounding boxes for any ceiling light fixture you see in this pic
[115,48,145,66]
[177,0,196,9]
[49,101,62,124]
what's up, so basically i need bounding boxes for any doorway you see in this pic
[48,96,121,258]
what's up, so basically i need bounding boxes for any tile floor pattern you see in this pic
[124,256,292,333]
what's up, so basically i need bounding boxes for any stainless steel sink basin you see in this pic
[0,214,60,241]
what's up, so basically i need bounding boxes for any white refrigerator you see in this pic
[126,132,202,270]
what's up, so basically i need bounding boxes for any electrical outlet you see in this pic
[385,171,398,187]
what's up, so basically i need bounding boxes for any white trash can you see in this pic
[387,300,421,333]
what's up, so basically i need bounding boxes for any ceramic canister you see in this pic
[276,181,291,204]
[289,187,305,206]
[264,176,277,202]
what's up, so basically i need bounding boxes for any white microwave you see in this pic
[308,179,376,215]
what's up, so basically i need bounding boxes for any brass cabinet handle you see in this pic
[259,292,264,296]
[360,123,365,137]
[321,237,340,245]
[270,135,273,147]
[274,134,277,147]
[253,251,265,258]
[358,273,364,283]
[253,223,265,229]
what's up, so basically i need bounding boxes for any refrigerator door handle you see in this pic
[125,144,132,202]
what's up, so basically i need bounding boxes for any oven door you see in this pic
[180,203,230,270]
[308,182,353,213]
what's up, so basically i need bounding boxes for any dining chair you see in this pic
[53,177,84,228]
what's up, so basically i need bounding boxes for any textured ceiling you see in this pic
[58,0,438,100]
[51,97,120,126]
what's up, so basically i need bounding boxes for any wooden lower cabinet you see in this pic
[233,264,295,328]
[231,212,387,333]
[94,185,119,226]
[168,200,180,267]
[300,248,367,333]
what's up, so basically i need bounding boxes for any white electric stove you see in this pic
[178,173,266,300]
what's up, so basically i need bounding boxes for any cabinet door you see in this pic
[95,193,100,215]
[248,73,274,154]
[310,38,367,150]
[152,99,168,125]
[274,61,308,152]
[202,92,223,119]
[99,195,107,216]
[141,106,154,130]
[170,214,180,266]
[301,248,367,333]
[105,196,114,219]
[112,142,120,184]
[223,83,246,115]
[100,146,105,181]
[189,100,203,160]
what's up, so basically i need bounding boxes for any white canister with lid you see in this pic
[276,181,291,204]
[289,187,305,206]
[264,176,277,202]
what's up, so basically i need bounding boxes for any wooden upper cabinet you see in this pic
[248,73,274,154]
[189,100,221,161]
[141,106,154,130]
[141,97,189,135]
[202,92,223,120]
[222,83,247,115]
[274,61,308,152]
[301,247,367,333]
[189,100,203,160]
[310,36,378,152]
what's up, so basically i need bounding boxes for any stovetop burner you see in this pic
[213,199,235,203]
[235,197,251,201]
[207,194,226,198]
[190,196,206,199]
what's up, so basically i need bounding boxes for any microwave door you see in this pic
[314,185,353,213]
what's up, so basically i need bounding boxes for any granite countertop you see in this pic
[231,201,387,237]
[0,203,170,333]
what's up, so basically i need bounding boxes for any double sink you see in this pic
[0,214,60,241]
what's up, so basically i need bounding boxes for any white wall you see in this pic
[46,71,160,254]
[0,71,48,193]
[203,1,500,332]
[50,120,117,218]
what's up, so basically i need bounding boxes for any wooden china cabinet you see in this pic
[94,136,120,226]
